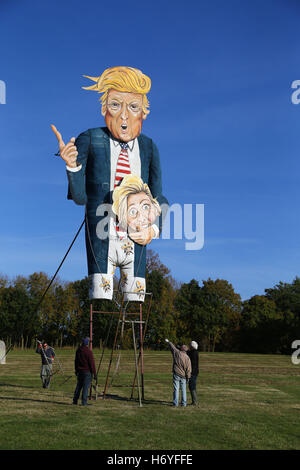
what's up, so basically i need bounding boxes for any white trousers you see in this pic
[89,236,145,302]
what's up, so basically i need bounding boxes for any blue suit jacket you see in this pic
[67,127,168,278]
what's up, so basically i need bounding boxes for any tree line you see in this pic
[0,250,299,354]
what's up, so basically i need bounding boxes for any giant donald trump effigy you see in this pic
[52,66,168,301]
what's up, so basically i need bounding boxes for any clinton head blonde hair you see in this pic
[112,174,161,231]
[82,66,151,116]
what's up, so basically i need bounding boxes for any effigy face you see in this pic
[103,90,146,142]
[127,191,158,234]
[112,174,161,237]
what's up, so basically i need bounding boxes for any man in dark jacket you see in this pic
[187,340,199,406]
[36,341,55,389]
[73,337,97,406]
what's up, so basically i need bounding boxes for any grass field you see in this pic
[0,348,299,450]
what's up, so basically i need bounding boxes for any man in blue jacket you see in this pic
[52,66,168,301]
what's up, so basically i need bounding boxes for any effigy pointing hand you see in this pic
[51,124,78,169]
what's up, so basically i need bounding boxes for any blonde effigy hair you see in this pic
[112,174,161,231]
[82,66,151,116]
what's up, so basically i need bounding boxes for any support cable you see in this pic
[35,217,86,313]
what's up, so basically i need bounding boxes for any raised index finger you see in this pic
[51,124,65,146]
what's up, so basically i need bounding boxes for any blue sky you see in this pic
[0,0,299,300]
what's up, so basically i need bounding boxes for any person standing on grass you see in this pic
[73,337,97,406]
[36,341,55,389]
[187,341,199,406]
[165,339,192,407]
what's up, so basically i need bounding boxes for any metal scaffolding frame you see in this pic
[89,291,152,406]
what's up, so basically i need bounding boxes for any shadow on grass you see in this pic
[0,395,70,406]
[102,392,171,406]
[0,384,172,407]
[0,382,37,390]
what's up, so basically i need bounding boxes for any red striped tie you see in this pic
[114,143,131,189]
[114,143,131,234]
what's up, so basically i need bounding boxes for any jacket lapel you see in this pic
[101,127,111,175]
[138,134,147,182]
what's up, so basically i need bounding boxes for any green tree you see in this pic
[146,270,178,349]
[264,277,300,353]
[240,295,284,353]
[175,278,242,352]
[143,250,178,349]
[0,284,33,348]
[201,279,242,351]
[265,277,300,315]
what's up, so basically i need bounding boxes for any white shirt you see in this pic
[66,136,140,180]
[109,136,141,191]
